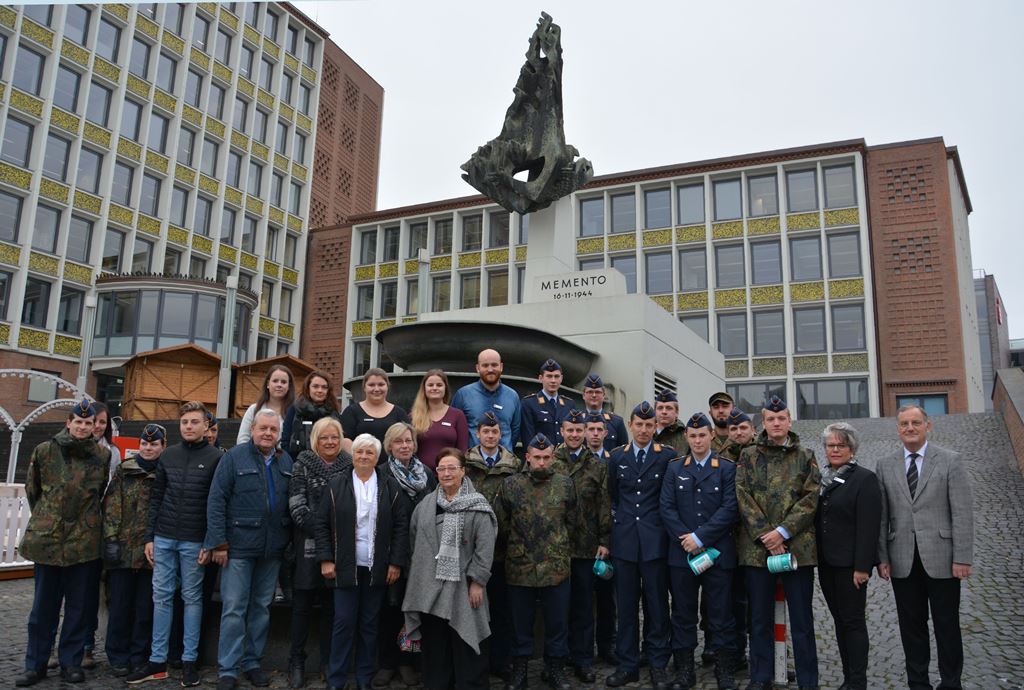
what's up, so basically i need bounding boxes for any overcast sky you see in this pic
[295,0,1024,339]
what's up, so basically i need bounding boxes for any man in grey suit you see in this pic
[877,405,974,690]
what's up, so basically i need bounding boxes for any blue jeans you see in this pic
[217,556,281,678]
[151,537,205,663]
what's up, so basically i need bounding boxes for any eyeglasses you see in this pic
[318,435,341,443]
[898,420,926,429]
[825,443,849,451]
[435,465,462,474]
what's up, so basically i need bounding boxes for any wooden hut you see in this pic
[121,344,222,420]
[232,354,316,418]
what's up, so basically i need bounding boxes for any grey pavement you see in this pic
[1,413,1022,689]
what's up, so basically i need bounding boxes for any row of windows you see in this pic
[358,213,529,264]
[0,269,84,335]
[578,164,857,236]
[727,379,869,419]
[355,269,522,320]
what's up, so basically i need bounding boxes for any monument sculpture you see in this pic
[461,12,593,214]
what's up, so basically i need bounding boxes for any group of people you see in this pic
[16,348,975,690]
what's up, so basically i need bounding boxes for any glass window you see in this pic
[519,214,530,244]
[786,169,817,212]
[101,229,124,272]
[644,188,671,229]
[170,186,189,227]
[611,193,635,233]
[611,254,637,293]
[245,3,260,27]
[0,192,22,243]
[359,229,376,264]
[715,244,745,288]
[750,240,781,285]
[193,15,210,52]
[793,307,825,353]
[216,264,231,284]
[65,5,91,45]
[14,46,45,95]
[288,182,301,214]
[184,69,202,107]
[579,257,603,271]
[22,278,51,327]
[717,313,747,357]
[462,215,482,251]
[242,216,258,252]
[254,109,269,143]
[194,196,213,236]
[753,310,785,356]
[209,83,225,119]
[255,336,269,360]
[284,234,298,268]
[165,4,184,35]
[713,178,741,221]
[67,216,93,262]
[164,247,182,274]
[728,381,787,413]
[299,83,312,116]
[488,211,509,247]
[140,174,161,216]
[406,279,419,315]
[156,53,176,92]
[748,174,778,217]
[270,171,283,207]
[304,38,316,66]
[827,232,861,278]
[264,10,279,38]
[645,252,672,294]
[215,29,231,64]
[111,162,133,206]
[265,225,278,260]
[379,282,397,318]
[148,112,169,153]
[294,131,306,163]
[54,66,81,112]
[580,197,604,237]
[42,135,71,181]
[77,148,102,194]
[681,315,709,342]
[132,237,153,272]
[1,118,33,166]
[678,183,704,225]
[790,236,822,281]
[355,285,373,320]
[32,205,61,253]
[678,248,706,291]
[286,25,299,54]
[798,379,868,419]
[0,270,11,320]
[177,127,196,166]
[824,164,856,208]
[96,18,120,62]
[240,45,255,80]
[380,226,399,262]
[120,100,142,141]
[895,394,947,417]
[259,281,274,317]
[260,57,275,91]
[488,270,508,306]
[352,341,371,377]
[220,207,236,245]
[138,4,157,19]
[275,120,288,152]
[409,222,428,257]
[282,73,293,104]
[460,274,480,309]
[201,137,218,176]
[431,276,450,312]
[193,293,219,349]
[832,304,865,351]
[24,5,52,24]
[189,255,207,277]
[434,219,453,254]
[86,81,112,126]
[247,161,262,195]
[162,291,193,339]
[280,286,294,322]
[129,38,150,78]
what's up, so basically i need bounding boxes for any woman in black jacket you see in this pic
[315,433,410,690]
[283,371,343,457]
[816,422,882,690]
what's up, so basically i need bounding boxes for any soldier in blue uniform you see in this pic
[584,413,618,665]
[606,402,675,690]
[660,414,739,690]
[520,359,576,448]
[581,374,628,452]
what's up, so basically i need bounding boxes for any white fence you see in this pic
[0,484,31,569]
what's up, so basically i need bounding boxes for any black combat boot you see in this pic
[673,651,695,690]
[713,651,737,690]
[545,659,572,690]
[650,666,672,690]
[505,657,529,690]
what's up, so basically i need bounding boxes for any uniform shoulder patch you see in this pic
[711,458,719,468]
[603,413,611,420]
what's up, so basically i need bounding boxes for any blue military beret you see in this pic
[654,390,678,404]
[684,413,712,430]
[585,412,605,425]
[564,409,587,425]
[478,411,500,428]
[71,399,96,418]
[540,358,562,373]
[583,373,604,389]
[528,433,553,450]
[632,401,656,420]
[727,408,751,426]
[141,423,166,443]
[708,391,734,406]
[763,395,787,413]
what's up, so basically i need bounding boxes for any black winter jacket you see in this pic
[146,440,223,543]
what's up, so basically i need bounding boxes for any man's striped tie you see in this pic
[907,452,919,498]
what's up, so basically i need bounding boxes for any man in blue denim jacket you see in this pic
[205,409,294,690]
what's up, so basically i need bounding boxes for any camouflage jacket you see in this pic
[654,422,688,458]
[711,432,732,456]
[495,470,577,587]
[21,431,110,566]
[718,439,753,464]
[102,458,157,570]
[552,444,611,558]
[735,430,820,567]
[465,445,521,562]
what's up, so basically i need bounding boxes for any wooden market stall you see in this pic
[121,344,222,420]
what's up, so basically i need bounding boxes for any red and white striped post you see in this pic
[773,579,788,685]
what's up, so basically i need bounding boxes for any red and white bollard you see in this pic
[773,579,788,686]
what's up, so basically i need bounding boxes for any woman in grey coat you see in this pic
[402,447,497,690]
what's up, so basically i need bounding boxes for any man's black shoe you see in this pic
[14,670,46,687]
[111,665,131,678]
[605,669,639,686]
[181,661,201,687]
[245,668,271,687]
[650,666,672,690]
[744,683,770,690]
[598,649,619,666]
[216,677,237,690]
[574,666,596,683]
[60,666,86,683]
[289,663,306,688]
[127,661,170,684]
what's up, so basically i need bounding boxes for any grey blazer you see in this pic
[876,443,974,579]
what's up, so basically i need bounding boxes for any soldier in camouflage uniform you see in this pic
[496,434,577,690]
[718,408,756,464]
[16,400,110,687]
[734,396,821,690]
[708,392,735,456]
[551,409,611,682]
[654,391,689,458]
[102,423,164,676]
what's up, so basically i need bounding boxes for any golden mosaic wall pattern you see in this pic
[712,221,743,239]
[19,327,49,352]
[167,226,188,246]
[246,196,264,215]
[485,249,509,265]
[828,278,864,299]
[278,323,294,340]
[607,233,636,251]
[162,31,185,55]
[753,358,787,377]
[190,47,210,70]
[136,15,159,39]
[263,261,280,278]
[790,281,825,302]
[73,191,101,215]
[105,5,129,20]
[21,18,53,48]
[576,238,604,255]
[282,268,298,285]
[182,105,203,126]
[0,241,19,266]
[786,212,819,231]
[458,252,481,268]
[793,355,828,374]
[175,165,196,185]
[54,335,82,357]
[137,215,161,236]
[146,151,169,173]
[287,215,302,232]
[154,90,177,113]
[40,179,69,204]
[0,162,31,189]
[725,360,748,379]
[240,252,258,270]
[83,122,111,148]
[191,235,213,254]
[219,244,238,262]
[127,75,152,99]
[643,229,672,247]
[375,319,396,333]
[93,58,120,83]
[377,262,398,278]
[118,138,142,161]
[676,225,706,243]
[515,246,527,262]
[238,79,255,98]
[61,39,89,67]
[750,285,784,305]
[351,321,372,337]
[0,6,16,28]
[11,89,43,117]
[29,252,59,276]
[677,291,708,310]
[430,256,452,272]
[199,175,220,195]
[824,208,859,227]
[748,216,780,235]
[205,118,225,139]
[0,323,9,346]
[715,288,746,308]
[63,261,93,284]
[224,186,243,207]
[404,260,419,274]
[354,265,375,282]
[832,353,868,372]
[651,295,673,312]
[259,317,275,335]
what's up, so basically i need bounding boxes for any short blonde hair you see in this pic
[310,416,343,452]
[383,421,417,457]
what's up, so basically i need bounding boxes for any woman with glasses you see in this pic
[816,422,882,690]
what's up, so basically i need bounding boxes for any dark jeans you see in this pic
[289,587,333,668]
[613,558,671,672]
[420,613,489,690]
[508,581,570,659]
[25,560,102,672]
[328,567,385,688]
[105,568,154,668]
[747,566,818,688]
[568,558,597,667]
[486,562,511,673]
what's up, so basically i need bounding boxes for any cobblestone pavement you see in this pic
[1,414,1021,689]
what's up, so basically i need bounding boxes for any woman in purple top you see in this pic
[410,369,468,471]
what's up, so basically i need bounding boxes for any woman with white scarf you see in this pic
[403,448,496,690]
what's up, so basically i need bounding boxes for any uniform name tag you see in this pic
[441,421,452,427]
[833,477,845,484]
[363,418,374,422]
[493,404,503,410]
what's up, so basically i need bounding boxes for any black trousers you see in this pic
[289,587,333,667]
[379,580,417,671]
[328,568,385,687]
[508,581,571,659]
[669,564,736,654]
[568,558,597,667]
[613,558,671,672]
[420,613,489,690]
[890,548,964,690]
[105,568,154,668]
[594,571,617,655]
[486,562,511,673]
[25,560,102,672]
[818,564,868,689]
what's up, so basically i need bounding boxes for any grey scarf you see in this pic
[389,455,428,497]
[821,460,856,494]
[435,477,494,582]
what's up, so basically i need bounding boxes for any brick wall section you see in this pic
[865,139,970,415]
[0,351,86,422]
[992,368,1024,474]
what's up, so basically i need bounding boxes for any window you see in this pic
[753,310,784,356]
[65,5,91,45]
[240,45,255,80]
[409,222,428,257]
[488,270,508,306]
[148,112,169,153]
[256,336,270,360]
[216,263,231,284]
[260,57,274,90]
[611,193,635,233]
[379,226,399,262]
[832,304,865,351]
[254,109,269,143]
[76,148,102,194]
[824,164,856,208]
[177,127,196,166]
[282,72,294,104]
[201,137,218,176]
[895,394,948,417]
[220,207,236,245]
[244,3,260,27]
[793,307,825,353]
[790,236,822,281]
[270,171,283,207]
[379,282,397,318]
[242,216,257,252]
[288,181,301,214]
[170,186,189,227]
[194,196,213,236]
[579,257,603,271]
[728,381,787,413]
[156,53,176,92]
[247,161,262,195]
[193,15,210,52]
[184,69,203,107]
[304,38,316,66]
[713,178,741,221]
[359,229,377,264]
[610,254,637,293]
[0,270,11,320]
[1,118,33,166]
[0,192,22,242]
[431,276,450,312]
[786,169,817,212]
[579,197,603,237]
[138,4,157,19]
[750,240,781,285]
[678,248,706,291]
[352,341,371,377]
[406,279,419,315]
[645,252,672,294]
[165,4,184,35]
[111,162,133,205]
[260,281,274,317]
[24,5,52,24]
[97,18,120,61]
[355,285,374,320]
[519,214,530,244]
[717,313,748,357]
[798,379,868,419]
[67,216,93,262]
[434,219,453,254]
[299,83,312,115]
[14,46,45,95]
[748,174,778,216]
[516,265,525,303]
[489,211,509,247]
[140,174,161,216]
[460,274,480,309]
[827,232,861,278]
[264,9,279,38]
[681,315,709,342]
[286,25,299,55]
[22,278,51,327]
[164,247,182,274]
[209,83,225,119]
[32,205,61,253]
[120,100,142,141]
[644,188,670,229]
[215,29,231,64]
[280,286,294,322]
[42,135,71,181]
[678,183,705,225]
[86,81,111,126]
[462,215,482,251]
[53,66,81,112]
[238,272,252,291]
[132,237,153,272]
[284,234,298,268]
[294,131,306,163]
[189,255,207,276]
[265,225,279,260]
[129,38,150,78]
[275,120,288,152]
[715,244,745,288]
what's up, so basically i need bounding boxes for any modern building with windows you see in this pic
[0,3,382,416]
[333,136,985,419]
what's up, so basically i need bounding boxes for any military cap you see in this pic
[763,394,788,412]
[528,433,553,450]
[564,409,587,425]
[727,408,751,426]
[141,423,166,443]
[632,401,656,420]
[539,358,562,373]
[585,412,605,425]
[708,391,734,406]
[654,390,678,404]
[583,373,604,389]
[684,412,712,430]
[205,410,218,427]
[71,399,96,418]
[478,411,501,428]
